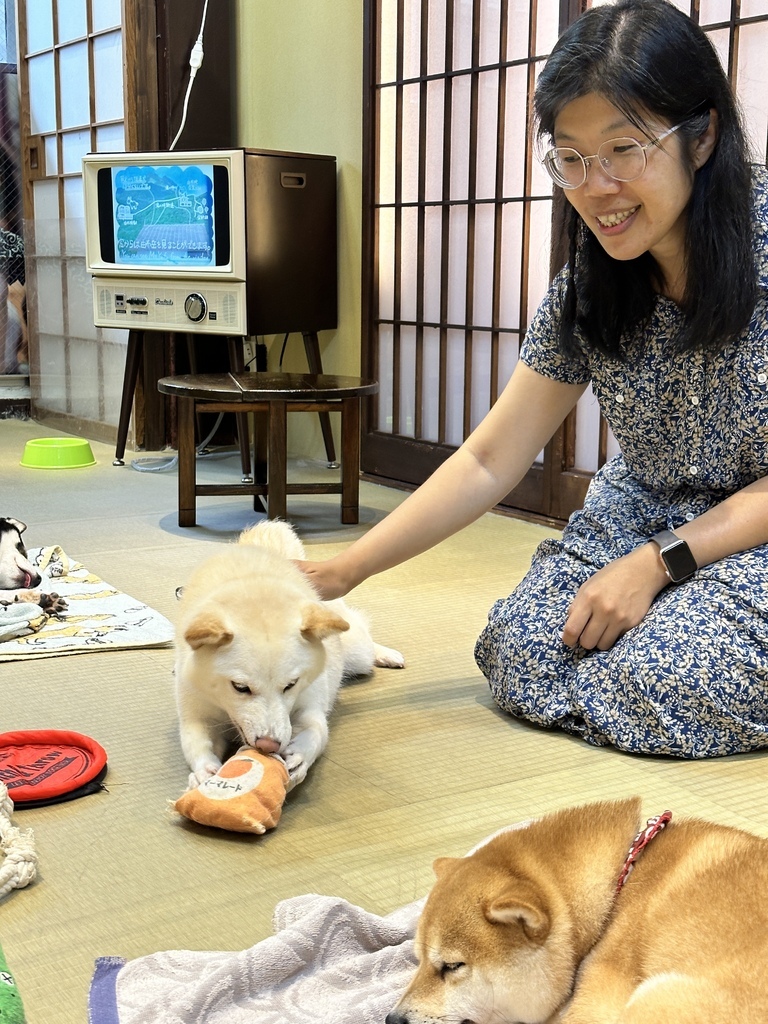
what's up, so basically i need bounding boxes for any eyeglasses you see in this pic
[541,123,685,190]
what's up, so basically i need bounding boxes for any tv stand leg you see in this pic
[302,331,337,465]
[113,330,143,466]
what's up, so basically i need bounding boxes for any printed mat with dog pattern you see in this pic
[0,546,174,660]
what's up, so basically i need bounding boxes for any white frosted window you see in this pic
[452,0,473,71]
[401,82,420,205]
[700,0,733,21]
[26,0,53,52]
[479,0,501,65]
[59,42,90,128]
[96,123,125,152]
[35,260,64,334]
[66,261,98,341]
[398,325,417,435]
[399,206,418,322]
[402,0,421,79]
[28,52,56,134]
[92,0,122,32]
[472,203,495,326]
[426,0,447,76]
[507,0,531,62]
[63,176,85,256]
[444,328,465,446]
[93,32,123,124]
[377,323,394,432]
[61,129,91,174]
[449,74,470,201]
[498,203,523,329]
[57,0,87,43]
[379,0,397,83]
[470,331,492,431]
[475,70,499,201]
[736,21,768,162]
[44,134,57,175]
[446,205,467,325]
[421,327,440,441]
[741,0,768,15]
[423,80,444,202]
[32,179,60,256]
[378,87,396,205]
[526,200,552,322]
[377,207,395,321]
[422,206,442,323]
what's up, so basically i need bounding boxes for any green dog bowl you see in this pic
[21,437,96,470]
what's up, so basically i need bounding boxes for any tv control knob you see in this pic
[184,292,207,322]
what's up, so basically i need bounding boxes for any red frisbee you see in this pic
[0,730,108,807]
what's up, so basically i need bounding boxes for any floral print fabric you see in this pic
[474,165,768,758]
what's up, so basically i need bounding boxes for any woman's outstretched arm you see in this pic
[297,362,587,599]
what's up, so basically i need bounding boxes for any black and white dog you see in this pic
[0,517,66,614]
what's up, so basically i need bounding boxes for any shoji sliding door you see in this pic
[363,0,768,524]
[18,0,125,441]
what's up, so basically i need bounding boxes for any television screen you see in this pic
[96,162,231,268]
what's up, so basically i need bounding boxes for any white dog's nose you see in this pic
[254,737,281,755]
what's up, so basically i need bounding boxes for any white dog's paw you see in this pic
[187,759,222,790]
[283,747,310,789]
[374,642,405,669]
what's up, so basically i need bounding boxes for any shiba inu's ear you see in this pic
[300,603,350,640]
[5,517,26,533]
[432,857,461,878]
[485,885,550,942]
[185,613,234,650]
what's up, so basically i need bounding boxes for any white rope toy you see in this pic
[0,781,38,900]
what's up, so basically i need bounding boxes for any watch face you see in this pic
[663,540,698,582]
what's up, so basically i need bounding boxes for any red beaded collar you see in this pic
[615,810,673,897]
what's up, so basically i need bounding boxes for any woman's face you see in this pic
[553,92,698,295]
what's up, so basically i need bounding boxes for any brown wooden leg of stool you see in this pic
[340,396,360,524]
[252,407,269,514]
[302,331,337,465]
[267,400,287,520]
[178,397,197,527]
[228,336,252,480]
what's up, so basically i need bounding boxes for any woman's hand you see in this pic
[294,556,357,601]
[562,543,670,651]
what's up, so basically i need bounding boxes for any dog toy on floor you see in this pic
[173,748,290,834]
[0,782,37,902]
[0,940,27,1023]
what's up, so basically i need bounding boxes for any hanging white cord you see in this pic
[0,782,38,901]
[169,0,210,152]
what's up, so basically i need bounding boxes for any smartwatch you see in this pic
[650,529,697,584]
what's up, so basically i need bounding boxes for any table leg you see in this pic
[340,396,360,524]
[178,398,197,527]
[268,400,288,521]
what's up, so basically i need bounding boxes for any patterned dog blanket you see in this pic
[0,546,174,661]
[89,894,423,1024]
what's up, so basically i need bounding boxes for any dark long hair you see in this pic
[534,0,757,357]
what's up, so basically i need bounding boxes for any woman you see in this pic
[301,0,768,758]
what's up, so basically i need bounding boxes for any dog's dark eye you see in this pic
[231,681,252,694]
[283,679,298,693]
[440,962,465,977]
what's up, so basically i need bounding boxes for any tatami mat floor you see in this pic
[2,417,767,1024]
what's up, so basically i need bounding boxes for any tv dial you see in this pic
[184,292,207,322]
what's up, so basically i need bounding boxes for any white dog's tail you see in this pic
[238,520,306,561]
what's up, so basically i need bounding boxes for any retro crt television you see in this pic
[82,148,337,337]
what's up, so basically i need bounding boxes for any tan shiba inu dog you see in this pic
[388,798,768,1023]
[175,520,404,792]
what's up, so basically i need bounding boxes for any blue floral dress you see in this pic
[474,165,768,758]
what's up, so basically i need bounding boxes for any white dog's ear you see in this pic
[5,517,27,533]
[485,886,550,942]
[185,613,234,650]
[300,603,350,640]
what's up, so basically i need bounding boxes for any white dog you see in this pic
[174,520,404,791]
